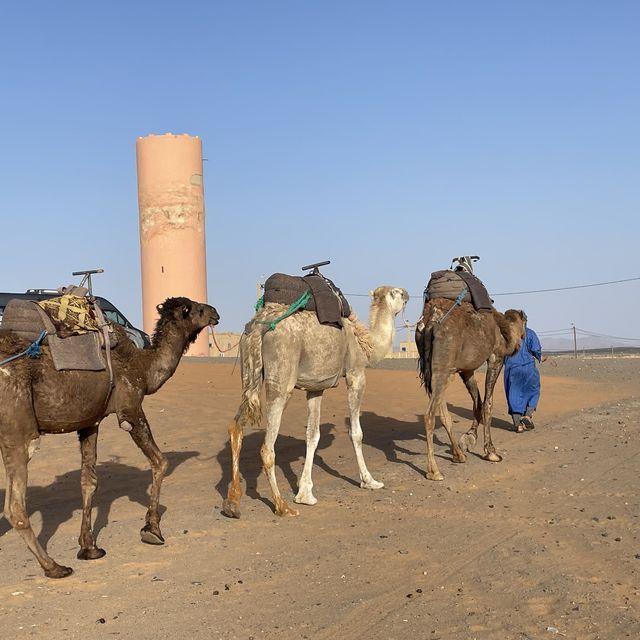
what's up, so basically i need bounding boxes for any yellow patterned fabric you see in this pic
[37,295,110,337]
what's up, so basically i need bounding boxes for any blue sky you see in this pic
[1,1,638,345]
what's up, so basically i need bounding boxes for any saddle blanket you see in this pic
[0,298,107,371]
[263,273,351,329]
[425,270,493,311]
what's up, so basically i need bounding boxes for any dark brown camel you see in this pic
[415,299,525,481]
[0,297,219,578]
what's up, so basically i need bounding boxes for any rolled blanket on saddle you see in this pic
[425,271,494,311]
[263,273,351,329]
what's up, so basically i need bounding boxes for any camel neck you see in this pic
[368,303,396,364]
[142,326,189,394]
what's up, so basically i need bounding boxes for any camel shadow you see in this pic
[361,409,505,474]
[446,404,514,432]
[0,450,198,548]
[215,423,359,511]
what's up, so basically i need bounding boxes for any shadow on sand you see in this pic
[0,450,198,548]
[214,424,360,511]
[360,405,514,476]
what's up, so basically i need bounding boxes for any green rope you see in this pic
[257,289,312,331]
[255,295,265,312]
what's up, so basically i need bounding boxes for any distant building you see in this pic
[397,339,418,358]
[209,332,242,358]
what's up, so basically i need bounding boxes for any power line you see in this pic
[575,328,640,342]
[491,276,640,296]
[345,275,640,299]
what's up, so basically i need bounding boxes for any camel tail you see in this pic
[236,324,265,426]
[416,322,434,394]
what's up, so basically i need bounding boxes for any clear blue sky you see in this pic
[1,1,638,345]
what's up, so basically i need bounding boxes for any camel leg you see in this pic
[458,371,483,452]
[77,425,106,560]
[261,384,298,517]
[439,402,466,463]
[222,416,245,518]
[0,435,73,578]
[423,371,449,481]
[346,370,383,489]
[294,390,323,505]
[127,411,169,543]
[481,361,503,462]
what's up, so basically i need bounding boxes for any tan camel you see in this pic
[0,297,219,578]
[222,286,409,518]
[415,299,525,480]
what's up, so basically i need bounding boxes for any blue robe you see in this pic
[503,327,542,415]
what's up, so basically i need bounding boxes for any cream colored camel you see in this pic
[222,286,409,518]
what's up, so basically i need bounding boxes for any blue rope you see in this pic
[435,287,469,326]
[0,330,48,368]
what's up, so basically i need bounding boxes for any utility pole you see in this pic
[572,323,577,359]
[405,320,411,355]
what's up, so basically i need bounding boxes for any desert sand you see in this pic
[1,356,639,639]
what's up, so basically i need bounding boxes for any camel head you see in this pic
[371,286,410,316]
[502,309,527,355]
[155,297,220,350]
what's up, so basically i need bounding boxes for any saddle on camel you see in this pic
[423,255,493,312]
[260,260,351,330]
[1,286,117,378]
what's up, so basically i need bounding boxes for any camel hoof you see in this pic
[221,499,241,519]
[426,471,444,481]
[459,433,476,452]
[484,451,502,463]
[44,564,74,579]
[361,479,384,490]
[452,453,467,464]
[294,493,318,505]
[77,547,106,561]
[140,525,165,545]
[275,503,299,517]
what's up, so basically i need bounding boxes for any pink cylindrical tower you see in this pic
[136,133,209,356]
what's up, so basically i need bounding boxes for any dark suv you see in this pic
[0,291,151,349]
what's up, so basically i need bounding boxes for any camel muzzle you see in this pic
[207,307,220,327]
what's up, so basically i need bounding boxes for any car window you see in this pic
[103,309,126,326]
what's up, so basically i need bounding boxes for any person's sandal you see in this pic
[522,416,535,430]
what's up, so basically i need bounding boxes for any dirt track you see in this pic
[1,357,639,639]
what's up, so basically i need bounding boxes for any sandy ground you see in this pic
[1,356,639,639]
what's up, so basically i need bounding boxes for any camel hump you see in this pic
[425,270,493,311]
[263,272,351,328]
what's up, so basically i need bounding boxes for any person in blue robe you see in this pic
[503,318,543,432]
